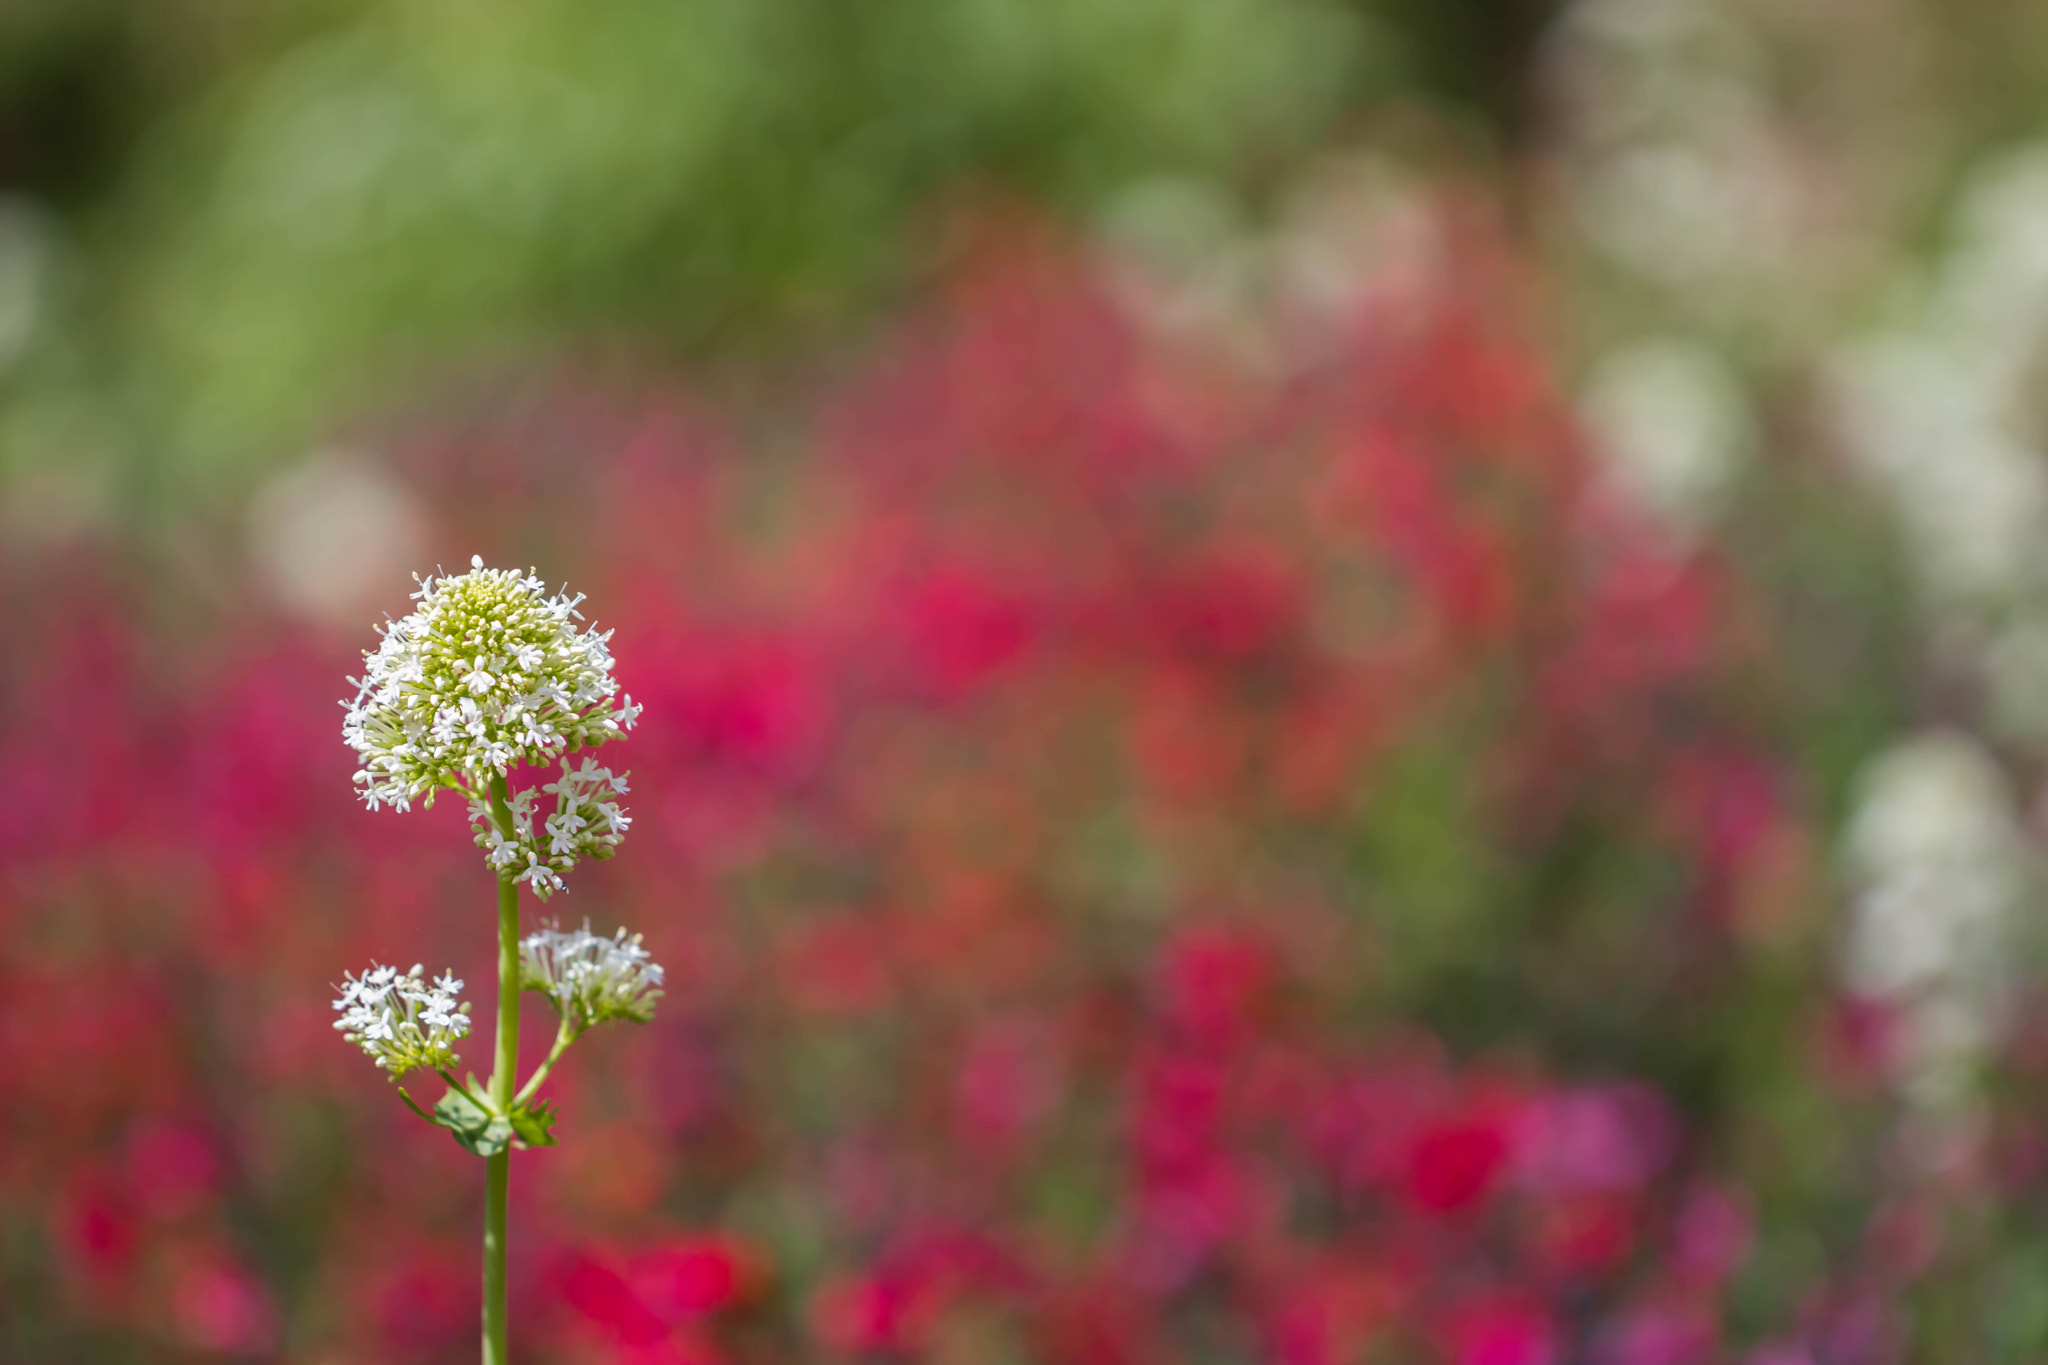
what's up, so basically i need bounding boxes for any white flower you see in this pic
[520,921,665,1030]
[342,556,641,892]
[461,756,634,901]
[342,555,638,811]
[1842,731,2029,1114]
[333,962,471,1078]
[1580,337,1751,538]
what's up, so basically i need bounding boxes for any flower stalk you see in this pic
[483,777,521,1365]
[513,1019,579,1111]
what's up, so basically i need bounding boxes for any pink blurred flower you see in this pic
[125,1120,221,1221]
[1515,1084,1676,1195]
[776,914,896,1017]
[811,1267,944,1355]
[1443,1295,1557,1365]
[171,1261,276,1355]
[887,565,1039,702]
[1594,1301,1716,1365]
[1745,1347,1816,1365]
[1672,1184,1752,1285]
[953,1017,1065,1149]
[558,1250,671,1348]
[371,1248,473,1354]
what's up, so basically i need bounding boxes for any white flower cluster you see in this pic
[520,921,665,1030]
[1843,732,2028,1118]
[1827,148,2048,747]
[342,555,640,814]
[466,758,632,898]
[333,963,471,1078]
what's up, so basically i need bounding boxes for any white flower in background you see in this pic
[333,963,471,1078]
[1580,336,1751,537]
[1828,146,2048,617]
[1830,337,2048,610]
[1095,156,1443,366]
[247,450,428,627]
[342,556,640,892]
[1571,139,1790,294]
[1986,616,2048,742]
[1842,732,2029,1111]
[1930,148,2048,376]
[1270,155,1440,333]
[1544,0,1814,316]
[1827,145,2048,758]
[0,197,52,371]
[520,921,665,1030]
[1098,176,1265,348]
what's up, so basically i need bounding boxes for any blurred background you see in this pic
[8,0,2048,1360]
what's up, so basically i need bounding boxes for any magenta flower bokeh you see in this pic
[0,203,1972,1364]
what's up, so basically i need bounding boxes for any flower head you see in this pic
[520,921,665,1030]
[343,556,640,892]
[342,556,639,813]
[333,963,471,1078]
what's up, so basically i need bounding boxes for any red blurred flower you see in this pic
[1158,928,1272,1048]
[1530,1193,1640,1278]
[559,1250,671,1348]
[627,1235,761,1319]
[1407,1117,1511,1215]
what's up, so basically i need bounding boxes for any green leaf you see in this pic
[509,1100,559,1149]
[424,1086,560,1155]
[431,1086,515,1157]
[432,1086,490,1132]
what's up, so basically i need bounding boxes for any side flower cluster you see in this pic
[468,758,632,898]
[333,964,471,1078]
[342,555,640,815]
[520,922,665,1031]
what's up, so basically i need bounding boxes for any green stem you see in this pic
[483,774,521,1365]
[397,1087,436,1125]
[483,1143,509,1365]
[512,1019,579,1111]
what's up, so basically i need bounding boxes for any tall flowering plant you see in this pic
[334,555,659,1364]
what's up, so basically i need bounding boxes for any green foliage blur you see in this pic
[0,0,1567,501]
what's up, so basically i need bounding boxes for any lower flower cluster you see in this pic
[330,925,660,1160]
[520,921,666,1030]
[332,965,471,1078]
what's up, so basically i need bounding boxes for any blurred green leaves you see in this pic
[6,0,1383,495]
[421,1083,559,1156]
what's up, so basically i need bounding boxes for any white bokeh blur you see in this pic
[244,449,429,627]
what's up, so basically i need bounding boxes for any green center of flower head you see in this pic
[343,555,641,896]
